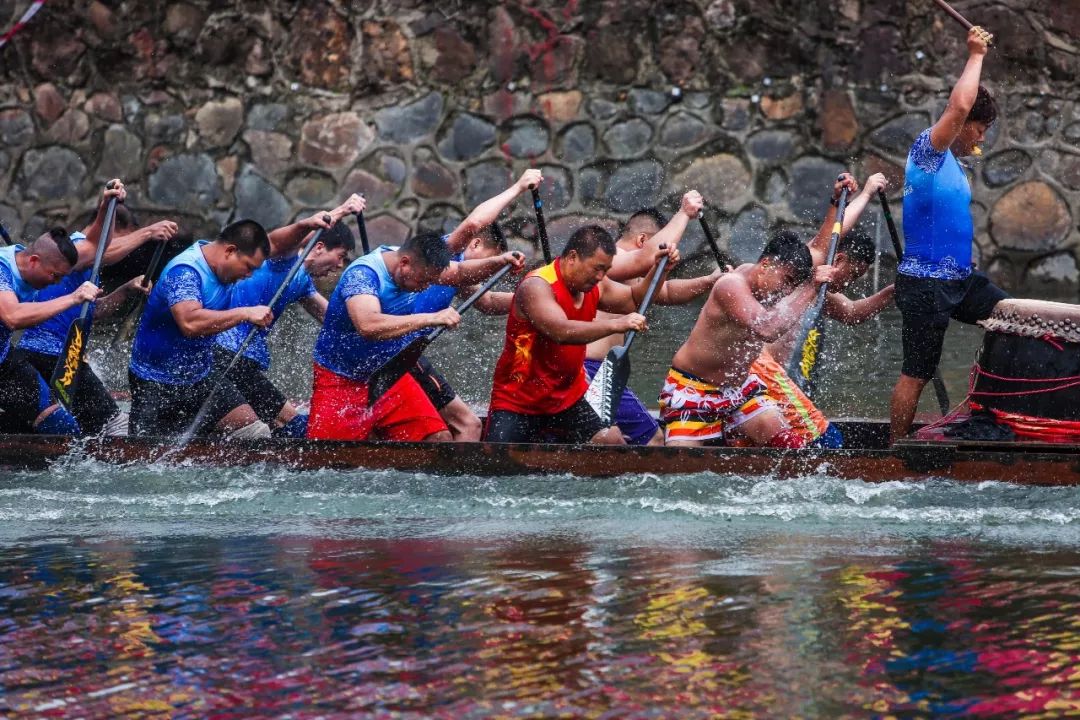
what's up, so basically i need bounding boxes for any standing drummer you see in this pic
[890,24,1009,441]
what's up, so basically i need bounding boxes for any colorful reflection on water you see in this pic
[2,534,1080,718]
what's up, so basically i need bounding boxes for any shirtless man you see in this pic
[584,191,723,445]
[660,233,837,447]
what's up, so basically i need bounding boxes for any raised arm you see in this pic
[653,267,723,305]
[298,293,328,323]
[824,284,895,324]
[840,174,888,235]
[598,245,678,314]
[93,275,149,320]
[607,191,703,281]
[95,220,178,269]
[517,277,640,344]
[809,173,858,256]
[75,180,127,269]
[711,270,833,342]
[446,169,542,254]
[267,212,335,258]
[929,26,991,151]
[437,251,524,287]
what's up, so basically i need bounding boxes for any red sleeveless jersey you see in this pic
[489,259,600,415]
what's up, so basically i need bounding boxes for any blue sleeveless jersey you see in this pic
[412,251,464,313]
[313,246,425,382]
[0,245,38,364]
[130,241,232,384]
[214,255,317,370]
[900,129,974,280]
[18,232,91,357]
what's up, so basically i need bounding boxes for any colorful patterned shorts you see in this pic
[658,366,775,443]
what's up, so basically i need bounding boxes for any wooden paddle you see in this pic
[354,209,371,255]
[0,219,12,246]
[178,215,332,445]
[931,0,976,32]
[366,255,521,407]
[529,184,552,263]
[878,190,952,415]
[50,182,120,410]
[585,246,670,426]
[108,239,168,349]
[785,187,850,394]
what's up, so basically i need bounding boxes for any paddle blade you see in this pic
[50,317,89,409]
[584,346,629,427]
[366,336,430,407]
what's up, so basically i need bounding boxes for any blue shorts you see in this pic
[808,423,844,449]
[584,358,659,445]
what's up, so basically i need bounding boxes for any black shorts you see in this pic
[129,370,248,437]
[0,352,49,433]
[408,356,457,410]
[213,347,288,422]
[484,396,608,444]
[17,349,119,434]
[895,271,1009,380]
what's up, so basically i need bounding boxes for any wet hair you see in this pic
[967,85,998,127]
[562,225,617,259]
[400,231,452,270]
[113,204,138,231]
[28,227,79,267]
[759,231,812,285]
[838,228,877,265]
[320,221,356,253]
[218,219,270,257]
[620,207,667,238]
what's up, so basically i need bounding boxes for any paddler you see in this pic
[659,233,838,447]
[15,184,179,436]
[0,183,127,434]
[584,191,723,445]
[128,213,333,438]
[890,24,1007,440]
[306,229,524,442]
[484,226,679,445]
[211,194,366,438]
[749,172,897,448]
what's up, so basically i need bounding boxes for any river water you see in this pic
[7,282,1080,717]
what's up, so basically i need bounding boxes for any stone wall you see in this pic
[1,0,1079,295]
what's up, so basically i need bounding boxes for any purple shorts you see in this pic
[584,358,660,445]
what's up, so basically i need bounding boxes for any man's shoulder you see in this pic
[908,127,948,174]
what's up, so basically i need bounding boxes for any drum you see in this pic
[972,299,1080,421]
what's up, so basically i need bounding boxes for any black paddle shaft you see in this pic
[354,208,371,255]
[178,216,332,444]
[698,216,735,269]
[785,187,850,388]
[530,185,552,264]
[878,190,952,415]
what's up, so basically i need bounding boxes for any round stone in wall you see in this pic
[235,168,291,230]
[374,92,444,144]
[673,154,750,213]
[285,172,336,206]
[147,153,221,208]
[991,181,1072,252]
[868,112,930,157]
[982,149,1032,188]
[411,149,457,199]
[96,125,143,183]
[659,113,709,149]
[437,113,496,162]
[501,116,550,158]
[537,165,572,212]
[729,205,770,262]
[1027,252,1078,288]
[603,118,653,159]
[18,147,86,202]
[464,160,513,208]
[629,89,670,115]
[578,165,606,209]
[605,159,665,213]
[556,123,597,164]
[0,109,34,146]
[746,129,797,164]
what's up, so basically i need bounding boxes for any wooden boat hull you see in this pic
[1,421,1078,484]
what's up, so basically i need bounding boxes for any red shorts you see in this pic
[307,363,448,442]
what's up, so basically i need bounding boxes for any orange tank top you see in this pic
[489,259,600,415]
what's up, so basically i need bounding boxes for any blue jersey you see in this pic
[18,232,90,357]
[412,251,464,313]
[0,245,38,364]
[900,129,974,280]
[130,241,233,384]
[313,246,426,382]
[214,255,317,370]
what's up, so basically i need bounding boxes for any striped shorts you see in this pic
[658,366,774,443]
